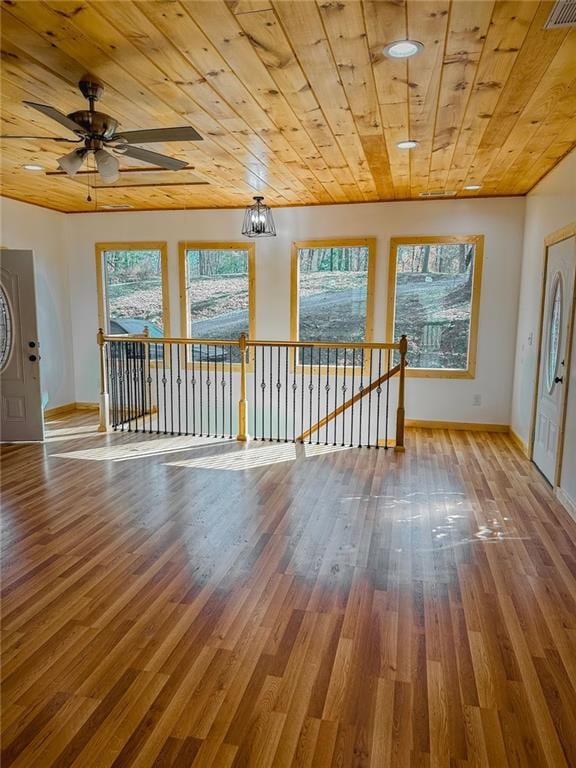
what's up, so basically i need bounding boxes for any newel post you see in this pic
[395,335,408,452]
[97,327,110,433]
[237,332,249,441]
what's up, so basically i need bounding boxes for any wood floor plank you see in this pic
[1,412,576,766]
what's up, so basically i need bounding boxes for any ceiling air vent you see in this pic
[419,190,457,198]
[102,204,133,210]
[545,0,576,28]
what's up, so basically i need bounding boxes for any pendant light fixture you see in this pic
[242,196,276,238]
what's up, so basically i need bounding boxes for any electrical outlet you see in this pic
[472,394,481,407]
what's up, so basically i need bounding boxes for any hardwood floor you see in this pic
[1,411,576,767]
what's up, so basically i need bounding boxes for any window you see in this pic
[387,235,483,377]
[96,242,169,335]
[291,238,375,365]
[179,242,255,342]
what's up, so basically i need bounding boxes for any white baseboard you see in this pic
[556,487,576,521]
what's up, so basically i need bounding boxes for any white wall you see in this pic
[1,197,75,408]
[510,150,576,445]
[64,196,525,424]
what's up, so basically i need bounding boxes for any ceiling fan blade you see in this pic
[112,126,202,144]
[23,102,86,135]
[0,135,81,142]
[94,148,120,183]
[118,145,188,171]
[57,148,87,177]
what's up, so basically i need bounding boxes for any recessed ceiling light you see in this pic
[464,184,482,191]
[22,163,44,171]
[397,140,419,149]
[383,40,424,59]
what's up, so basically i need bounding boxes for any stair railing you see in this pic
[97,330,408,450]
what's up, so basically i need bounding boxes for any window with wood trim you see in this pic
[179,242,255,342]
[291,238,375,365]
[96,242,169,336]
[387,236,484,378]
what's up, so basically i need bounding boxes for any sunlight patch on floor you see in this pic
[166,441,351,472]
[167,442,298,471]
[51,435,232,462]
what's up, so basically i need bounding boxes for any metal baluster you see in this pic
[191,343,196,436]
[276,345,281,442]
[300,347,304,443]
[206,344,212,437]
[341,348,347,447]
[214,344,218,438]
[133,343,139,433]
[316,347,321,445]
[291,347,296,443]
[199,345,204,436]
[120,343,124,430]
[184,343,188,436]
[146,343,152,434]
[324,348,330,445]
[350,349,356,447]
[375,348,382,449]
[169,343,174,435]
[367,349,373,448]
[261,347,266,441]
[284,345,289,442]
[333,348,338,446]
[269,345,273,442]
[385,349,391,450]
[161,343,167,435]
[126,342,134,432]
[177,343,182,436]
[155,343,160,434]
[308,348,313,445]
[253,344,257,440]
[229,345,233,438]
[358,350,364,448]
[221,347,225,438]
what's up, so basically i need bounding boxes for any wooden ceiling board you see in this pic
[1,0,575,213]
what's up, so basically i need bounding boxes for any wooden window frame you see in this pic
[290,237,376,372]
[386,235,484,379]
[95,241,170,335]
[178,241,255,371]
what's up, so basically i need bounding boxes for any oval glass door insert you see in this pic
[546,272,562,394]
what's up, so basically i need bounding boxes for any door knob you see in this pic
[554,376,563,384]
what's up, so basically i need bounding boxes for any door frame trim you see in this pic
[529,222,576,487]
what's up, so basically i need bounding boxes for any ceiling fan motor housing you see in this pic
[67,110,119,140]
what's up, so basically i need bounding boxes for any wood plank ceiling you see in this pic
[1,0,575,213]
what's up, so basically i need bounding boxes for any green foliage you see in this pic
[187,249,248,277]
[105,250,161,284]
[298,246,368,273]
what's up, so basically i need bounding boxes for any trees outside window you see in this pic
[387,236,484,377]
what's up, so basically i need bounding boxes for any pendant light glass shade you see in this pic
[94,148,120,183]
[57,148,86,177]
[242,196,276,238]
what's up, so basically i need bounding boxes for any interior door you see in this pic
[533,237,575,483]
[0,250,44,442]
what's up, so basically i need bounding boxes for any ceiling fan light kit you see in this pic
[2,78,202,185]
[242,196,276,238]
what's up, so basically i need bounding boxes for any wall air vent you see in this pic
[545,0,576,28]
[419,190,457,198]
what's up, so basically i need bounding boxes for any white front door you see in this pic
[0,250,44,442]
[533,237,575,483]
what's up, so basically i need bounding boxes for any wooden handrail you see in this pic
[102,333,401,351]
[297,362,402,443]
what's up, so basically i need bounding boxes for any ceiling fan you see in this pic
[1,78,202,184]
